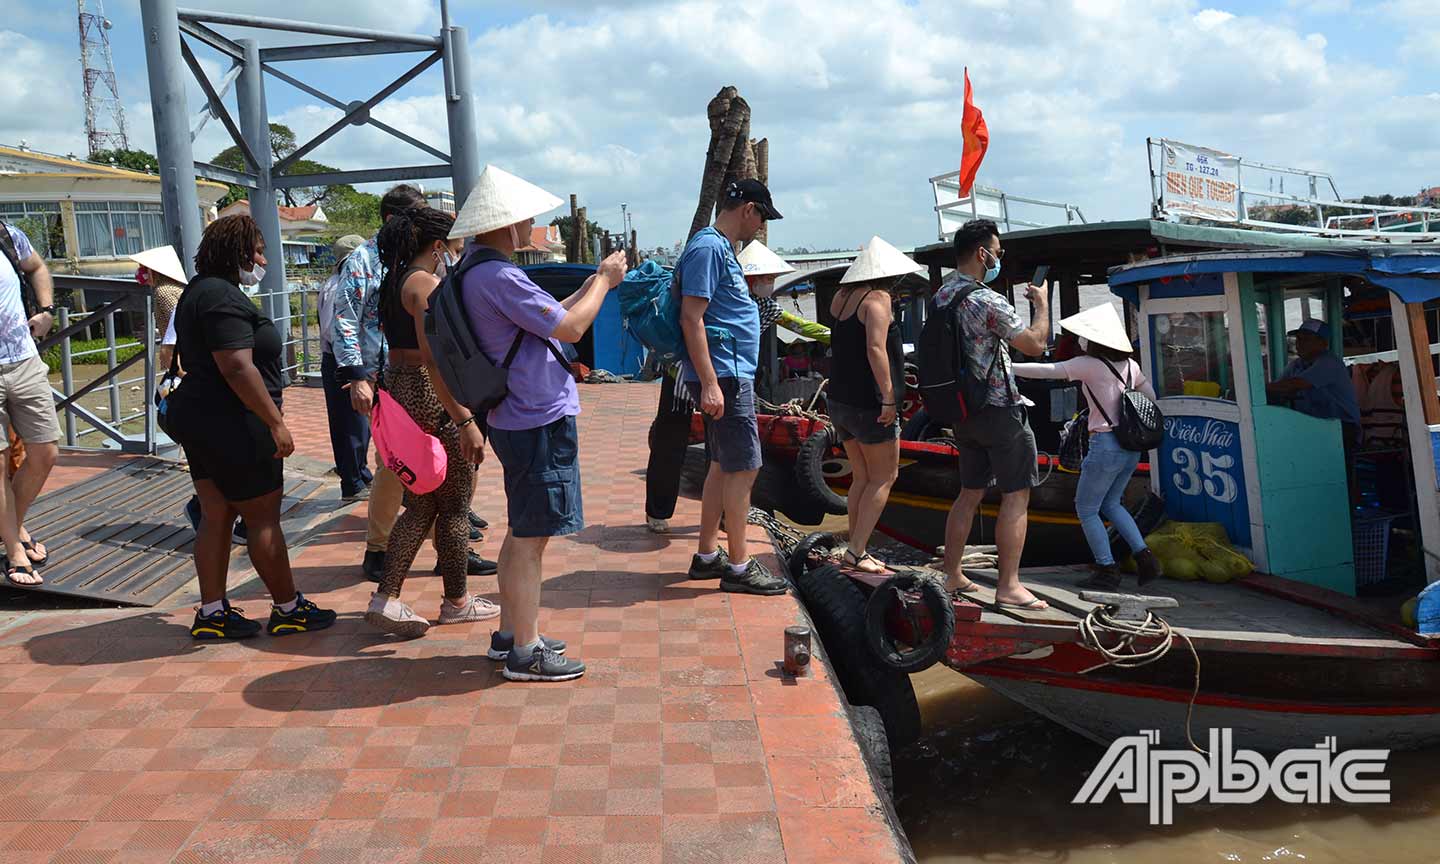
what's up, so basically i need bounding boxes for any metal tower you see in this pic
[78,0,130,155]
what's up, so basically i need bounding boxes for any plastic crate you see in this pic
[1352,510,1397,587]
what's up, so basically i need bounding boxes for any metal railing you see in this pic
[929,171,1087,240]
[247,278,326,383]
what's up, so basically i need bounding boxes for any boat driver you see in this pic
[1265,318,1362,498]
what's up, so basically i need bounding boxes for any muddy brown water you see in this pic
[895,668,1440,864]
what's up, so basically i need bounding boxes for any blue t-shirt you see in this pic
[677,227,758,382]
[1282,352,1361,425]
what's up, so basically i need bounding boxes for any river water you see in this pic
[894,668,1440,864]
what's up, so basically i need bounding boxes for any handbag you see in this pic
[1057,407,1090,472]
[371,388,448,494]
[154,341,182,437]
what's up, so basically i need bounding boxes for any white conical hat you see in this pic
[737,241,794,277]
[839,236,923,284]
[129,245,187,284]
[1059,303,1132,353]
[448,164,564,239]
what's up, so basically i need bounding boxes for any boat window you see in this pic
[1150,311,1235,400]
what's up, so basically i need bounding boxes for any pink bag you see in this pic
[371,389,447,495]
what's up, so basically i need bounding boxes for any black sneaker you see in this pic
[688,548,731,580]
[185,496,247,546]
[503,644,585,682]
[1077,565,1122,591]
[267,593,338,636]
[469,525,484,543]
[191,602,262,640]
[362,550,385,583]
[468,511,488,531]
[232,520,247,546]
[487,631,566,661]
[1135,549,1162,587]
[433,551,496,577]
[720,558,788,596]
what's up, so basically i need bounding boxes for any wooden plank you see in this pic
[1403,301,1440,425]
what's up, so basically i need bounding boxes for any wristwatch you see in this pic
[37,306,55,315]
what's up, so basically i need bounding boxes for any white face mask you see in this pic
[239,263,265,286]
[434,247,455,280]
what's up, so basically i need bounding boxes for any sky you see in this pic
[4,0,1439,252]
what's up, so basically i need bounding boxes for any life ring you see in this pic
[862,570,955,674]
[789,531,841,582]
[794,425,849,516]
[795,563,922,748]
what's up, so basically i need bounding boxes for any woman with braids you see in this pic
[167,214,336,639]
[364,206,499,638]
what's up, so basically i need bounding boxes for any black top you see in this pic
[381,266,427,351]
[828,288,904,410]
[174,276,284,412]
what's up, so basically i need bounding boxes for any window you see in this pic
[0,201,66,259]
[75,200,168,258]
[1150,310,1236,400]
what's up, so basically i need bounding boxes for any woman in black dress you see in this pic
[167,214,336,639]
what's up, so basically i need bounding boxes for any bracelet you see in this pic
[879,401,896,406]
[458,416,476,429]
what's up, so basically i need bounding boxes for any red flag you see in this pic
[958,67,989,197]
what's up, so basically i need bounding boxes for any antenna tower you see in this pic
[78,0,130,155]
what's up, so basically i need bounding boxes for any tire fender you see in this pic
[794,425,849,516]
[863,570,955,674]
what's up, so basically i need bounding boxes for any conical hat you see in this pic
[1059,303,1131,353]
[736,241,794,277]
[839,236,923,284]
[449,164,564,239]
[129,245,187,284]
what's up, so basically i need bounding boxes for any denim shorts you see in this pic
[829,400,900,445]
[488,415,584,538]
[685,377,762,473]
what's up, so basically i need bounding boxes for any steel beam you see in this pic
[180,36,257,170]
[237,38,287,325]
[260,40,435,62]
[140,0,203,278]
[261,63,449,163]
[53,351,146,412]
[194,161,257,188]
[272,50,441,176]
[177,18,243,61]
[272,164,453,189]
[190,59,242,141]
[177,8,441,47]
[445,25,480,208]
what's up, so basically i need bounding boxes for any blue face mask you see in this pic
[981,248,1001,284]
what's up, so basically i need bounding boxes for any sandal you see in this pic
[21,540,47,568]
[948,578,981,597]
[5,564,41,587]
[842,549,888,574]
[995,597,1049,611]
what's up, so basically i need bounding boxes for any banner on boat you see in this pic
[1156,140,1241,222]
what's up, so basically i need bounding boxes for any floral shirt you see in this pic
[935,271,1027,408]
[329,235,385,379]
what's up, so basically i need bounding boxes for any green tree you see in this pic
[210,122,344,209]
[324,187,382,239]
[550,214,613,263]
[88,148,160,174]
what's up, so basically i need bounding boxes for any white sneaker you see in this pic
[437,594,501,625]
[363,593,430,638]
[646,516,670,534]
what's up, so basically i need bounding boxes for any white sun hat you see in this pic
[839,236,923,284]
[737,241,795,278]
[1059,303,1132,353]
[129,245,188,284]
[448,164,564,240]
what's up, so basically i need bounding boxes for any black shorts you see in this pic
[953,405,1038,493]
[171,399,285,502]
[829,400,900,445]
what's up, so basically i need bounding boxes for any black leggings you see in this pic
[645,372,693,520]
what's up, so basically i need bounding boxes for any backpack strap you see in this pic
[0,221,36,317]
[952,283,1013,401]
[1082,381,1115,428]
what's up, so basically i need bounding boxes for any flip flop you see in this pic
[5,564,41,587]
[21,540,47,568]
[948,579,981,597]
[995,597,1049,611]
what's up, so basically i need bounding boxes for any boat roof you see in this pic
[1109,247,1440,304]
[910,218,1440,288]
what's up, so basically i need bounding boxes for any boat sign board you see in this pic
[1156,410,1252,548]
[1157,140,1241,222]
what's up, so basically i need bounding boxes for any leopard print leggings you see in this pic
[377,364,473,599]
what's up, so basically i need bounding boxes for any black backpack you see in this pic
[1086,359,1164,452]
[424,246,574,429]
[0,221,38,317]
[917,284,1000,425]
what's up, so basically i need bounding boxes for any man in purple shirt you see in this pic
[450,165,628,682]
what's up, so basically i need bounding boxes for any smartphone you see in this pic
[1032,264,1051,286]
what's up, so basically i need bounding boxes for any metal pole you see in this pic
[236,38,286,325]
[445,25,480,209]
[140,0,203,275]
[58,308,76,447]
[104,314,121,424]
[300,288,310,375]
[143,293,155,453]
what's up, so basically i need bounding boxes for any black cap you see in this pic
[726,178,783,220]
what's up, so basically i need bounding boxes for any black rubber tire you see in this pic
[794,425,850,516]
[900,408,947,442]
[862,570,955,674]
[795,563,922,748]
[849,704,894,797]
[788,531,841,583]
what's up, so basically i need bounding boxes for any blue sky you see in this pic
[5,1,1439,250]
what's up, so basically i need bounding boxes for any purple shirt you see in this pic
[462,259,579,431]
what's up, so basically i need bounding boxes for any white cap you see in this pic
[129,245,187,284]
[449,164,564,240]
[737,241,795,278]
[839,236,923,284]
[1059,303,1131,353]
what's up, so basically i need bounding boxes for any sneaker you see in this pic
[487,631,567,661]
[469,524,485,543]
[364,593,430,638]
[1077,565,1122,592]
[342,485,371,502]
[687,548,731,580]
[185,496,201,533]
[362,550,385,583]
[267,593,337,636]
[720,558,788,596]
[468,511,488,531]
[1135,548,1162,587]
[503,644,585,682]
[646,516,670,534]
[438,594,501,625]
[191,602,262,640]
[464,551,498,576]
[232,520,248,546]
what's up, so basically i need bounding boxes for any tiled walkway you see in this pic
[0,383,905,863]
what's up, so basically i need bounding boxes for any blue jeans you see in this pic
[1075,432,1146,566]
[321,351,373,496]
